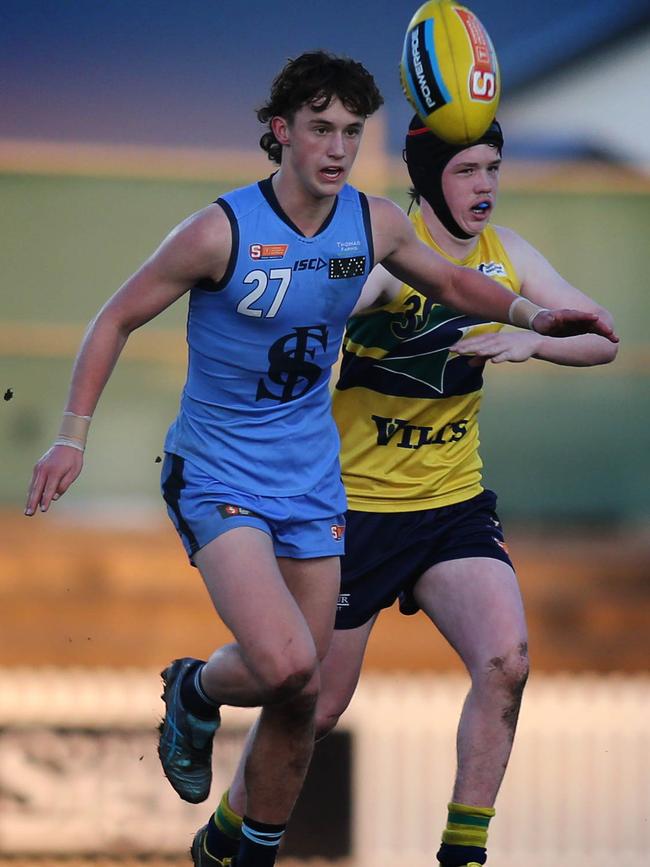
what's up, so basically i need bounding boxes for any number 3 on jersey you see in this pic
[238,268,292,318]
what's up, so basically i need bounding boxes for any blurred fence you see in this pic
[0,669,648,867]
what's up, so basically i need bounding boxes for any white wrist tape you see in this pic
[508,296,548,330]
[55,411,92,452]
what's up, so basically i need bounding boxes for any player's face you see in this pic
[274,98,366,198]
[441,144,501,236]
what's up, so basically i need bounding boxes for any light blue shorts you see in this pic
[161,453,346,562]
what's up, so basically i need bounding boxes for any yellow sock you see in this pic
[441,801,495,849]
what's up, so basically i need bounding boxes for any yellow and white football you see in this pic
[400,0,500,144]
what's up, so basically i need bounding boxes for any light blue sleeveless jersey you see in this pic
[164,177,374,498]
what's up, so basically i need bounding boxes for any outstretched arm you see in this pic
[452,226,618,367]
[451,329,616,366]
[25,204,231,516]
[367,196,618,342]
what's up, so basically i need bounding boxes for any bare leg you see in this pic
[414,557,529,806]
[194,528,340,823]
[228,721,258,816]
[228,616,377,816]
[315,616,377,738]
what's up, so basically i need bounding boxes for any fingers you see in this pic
[456,343,507,366]
[537,309,619,342]
[24,464,47,516]
[57,466,79,496]
[24,447,83,516]
[451,338,494,355]
[534,309,577,336]
[452,339,501,361]
[452,331,540,364]
[564,310,598,321]
[25,465,59,515]
[467,348,513,363]
[39,472,62,514]
[452,337,509,357]
[592,315,619,342]
[489,351,513,364]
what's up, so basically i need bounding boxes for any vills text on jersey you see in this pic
[372,414,469,449]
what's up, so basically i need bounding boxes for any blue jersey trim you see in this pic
[358,192,374,270]
[161,454,200,554]
[258,176,339,238]
[210,197,239,291]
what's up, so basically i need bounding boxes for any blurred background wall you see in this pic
[1,2,649,865]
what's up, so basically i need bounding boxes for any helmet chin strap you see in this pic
[404,116,504,241]
[414,161,473,240]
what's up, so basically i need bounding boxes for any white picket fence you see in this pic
[0,668,648,867]
[347,673,650,867]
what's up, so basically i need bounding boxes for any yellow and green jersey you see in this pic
[333,207,521,512]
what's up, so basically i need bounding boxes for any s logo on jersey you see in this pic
[250,243,288,260]
[256,325,329,404]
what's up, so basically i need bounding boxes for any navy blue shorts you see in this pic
[335,489,513,629]
[161,453,346,562]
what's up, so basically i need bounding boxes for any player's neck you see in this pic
[420,199,480,261]
[271,168,338,238]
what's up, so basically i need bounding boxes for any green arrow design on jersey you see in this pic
[346,299,479,395]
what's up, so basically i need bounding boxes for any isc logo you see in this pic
[293,257,327,272]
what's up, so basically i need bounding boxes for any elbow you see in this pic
[84,307,134,354]
[95,301,139,340]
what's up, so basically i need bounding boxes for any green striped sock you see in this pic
[206,789,243,859]
[441,801,495,848]
[215,789,243,838]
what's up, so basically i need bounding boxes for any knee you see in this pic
[485,641,530,699]
[314,684,353,740]
[258,652,319,705]
[314,706,342,741]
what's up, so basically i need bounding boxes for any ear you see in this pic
[271,116,291,147]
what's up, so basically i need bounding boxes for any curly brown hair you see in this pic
[257,51,384,164]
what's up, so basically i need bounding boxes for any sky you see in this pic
[1,0,417,153]
[1,0,648,155]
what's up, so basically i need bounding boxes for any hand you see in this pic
[451,331,542,365]
[25,444,84,516]
[532,309,619,342]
